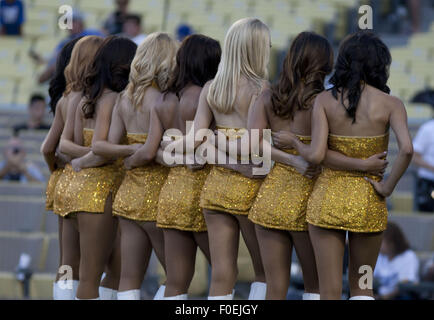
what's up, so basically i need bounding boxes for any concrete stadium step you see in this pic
[0,181,45,197]
[0,271,54,300]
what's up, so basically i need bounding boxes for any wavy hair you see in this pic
[168,34,221,97]
[82,36,137,118]
[330,31,391,122]
[271,32,333,119]
[207,18,270,114]
[63,36,103,96]
[125,32,177,109]
[48,37,82,114]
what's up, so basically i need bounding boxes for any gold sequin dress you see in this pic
[53,128,124,217]
[199,127,264,216]
[45,168,64,212]
[157,165,211,232]
[307,133,389,233]
[113,133,169,222]
[249,136,313,231]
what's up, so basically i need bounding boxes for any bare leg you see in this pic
[163,229,197,296]
[194,231,211,264]
[255,225,292,299]
[55,216,64,282]
[348,231,383,298]
[290,231,319,294]
[237,215,266,283]
[308,224,346,300]
[101,223,121,290]
[76,194,117,299]
[142,221,166,273]
[204,209,240,296]
[61,216,80,280]
[118,218,153,291]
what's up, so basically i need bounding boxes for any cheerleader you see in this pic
[48,36,104,299]
[79,33,178,300]
[155,34,221,299]
[164,18,270,300]
[41,36,82,300]
[280,31,413,299]
[59,36,137,299]
[249,32,389,300]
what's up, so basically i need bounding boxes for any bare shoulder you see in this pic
[314,90,333,109]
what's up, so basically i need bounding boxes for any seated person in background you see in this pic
[412,114,434,212]
[374,222,419,300]
[34,10,103,84]
[102,0,130,35]
[13,94,50,136]
[123,13,146,45]
[422,255,434,282]
[0,137,45,182]
[176,23,193,41]
[0,0,24,36]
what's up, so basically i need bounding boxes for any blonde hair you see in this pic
[207,18,270,114]
[64,36,103,95]
[125,32,178,109]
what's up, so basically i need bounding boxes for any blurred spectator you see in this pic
[176,23,193,41]
[0,0,24,35]
[123,14,146,45]
[12,94,50,136]
[412,113,434,212]
[374,222,419,300]
[422,255,434,282]
[102,0,130,35]
[0,137,45,182]
[33,10,103,84]
[407,0,421,33]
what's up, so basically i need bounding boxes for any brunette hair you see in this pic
[82,36,137,118]
[271,32,333,119]
[48,37,82,114]
[329,31,391,122]
[169,34,221,97]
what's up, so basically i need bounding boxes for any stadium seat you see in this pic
[0,232,44,271]
[0,196,45,232]
[0,182,45,197]
[42,236,59,273]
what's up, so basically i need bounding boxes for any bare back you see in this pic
[322,85,394,136]
[263,89,313,136]
[211,77,267,128]
[175,85,202,134]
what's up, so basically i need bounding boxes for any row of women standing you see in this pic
[41,17,413,300]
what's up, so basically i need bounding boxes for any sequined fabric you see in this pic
[307,133,389,233]
[199,127,263,216]
[157,165,210,232]
[113,133,169,221]
[249,136,313,231]
[53,129,124,217]
[45,168,64,213]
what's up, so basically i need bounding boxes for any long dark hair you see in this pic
[383,222,411,257]
[48,37,83,114]
[271,32,333,119]
[169,34,221,97]
[82,36,137,118]
[330,31,391,122]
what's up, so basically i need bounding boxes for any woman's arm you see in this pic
[366,100,413,197]
[73,93,121,170]
[124,107,165,169]
[92,98,141,159]
[59,97,91,158]
[40,100,65,172]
